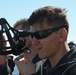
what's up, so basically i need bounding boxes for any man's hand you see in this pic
[14,55,36,75]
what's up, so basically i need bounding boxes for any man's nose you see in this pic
[31,37,39,46]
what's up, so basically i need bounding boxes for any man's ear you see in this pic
[60,28,68,42]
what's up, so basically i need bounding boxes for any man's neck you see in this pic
[49,44,70,68]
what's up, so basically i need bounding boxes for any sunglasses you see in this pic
[30,25,67,39]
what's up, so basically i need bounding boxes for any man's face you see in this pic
[30,21,61,59]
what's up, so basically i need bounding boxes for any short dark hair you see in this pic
[28,6,69,32]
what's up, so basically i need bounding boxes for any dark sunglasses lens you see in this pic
[34,32,41,39]
[33,30,52,39]
[30,32,44,39]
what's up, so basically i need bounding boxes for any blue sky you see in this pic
[0,0,76,42]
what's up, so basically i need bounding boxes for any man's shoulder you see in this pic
[62,61,76,75]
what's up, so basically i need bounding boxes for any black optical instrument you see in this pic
[0,18,30,55]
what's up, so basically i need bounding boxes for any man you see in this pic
[28,6,76,75]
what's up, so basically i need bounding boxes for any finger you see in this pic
[23,53,31,63]
[14,60,23,64]
[14,60,26,75]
